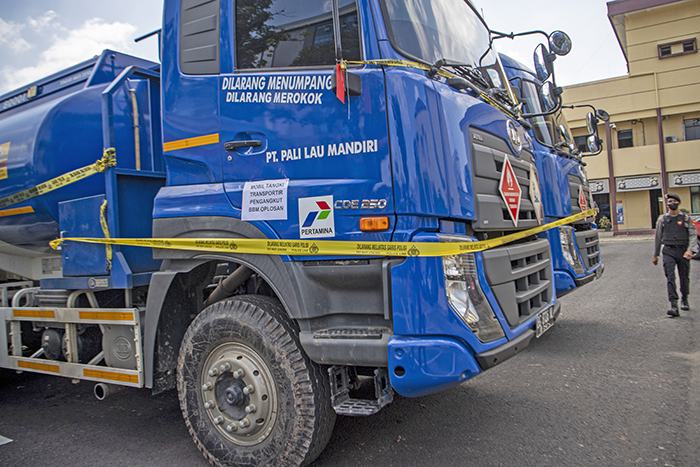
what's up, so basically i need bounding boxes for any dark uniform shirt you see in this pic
[654,213,699,256]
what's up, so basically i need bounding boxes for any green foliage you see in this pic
[236,0,289,69]
[291,30,361,67]
[598,216,612,229]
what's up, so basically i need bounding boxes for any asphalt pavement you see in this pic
[1,239,698,467]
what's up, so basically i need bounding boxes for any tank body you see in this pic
[0,50,159,255]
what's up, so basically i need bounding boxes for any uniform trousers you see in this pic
[662,244,690,303]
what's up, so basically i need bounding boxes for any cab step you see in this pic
[328,365,393,416]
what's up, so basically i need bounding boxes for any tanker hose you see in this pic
[203,265,254,308]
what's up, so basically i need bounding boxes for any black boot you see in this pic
[681,297,690,311]
[668,301,680,317]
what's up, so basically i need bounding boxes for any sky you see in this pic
[0,0,629,96]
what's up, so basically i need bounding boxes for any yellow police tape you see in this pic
[50,209,597,257]
[0,149,116,210]
[99,200,113,270]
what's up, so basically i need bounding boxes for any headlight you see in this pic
[559,226,585,274]
[442,250,505,343]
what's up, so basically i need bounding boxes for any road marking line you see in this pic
[0,435,12,446]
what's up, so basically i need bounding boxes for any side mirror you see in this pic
[596,109,610,122]
[533,44,551,81]
[519,79,562,118]
[586,112,598,136]
[586,135,602,154]
[540,81,557,112]
[549,31,572,56]
[558,124,572,144]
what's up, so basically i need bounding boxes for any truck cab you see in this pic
[501,54,604,295]
[157,0,559,461]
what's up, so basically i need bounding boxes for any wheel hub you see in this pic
[200,342,277,446]
[226,386,244,405]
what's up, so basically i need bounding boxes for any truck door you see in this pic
[220,0,392,243]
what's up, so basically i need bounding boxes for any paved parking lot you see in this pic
[1,239,698,466]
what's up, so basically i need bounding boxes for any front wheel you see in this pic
[177,295,336,467]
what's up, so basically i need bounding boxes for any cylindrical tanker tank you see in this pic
[0,50,160,278]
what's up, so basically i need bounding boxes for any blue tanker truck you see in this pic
[500,53,606,295]
[0,1,584,465]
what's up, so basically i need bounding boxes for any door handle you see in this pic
[225,140,263,152]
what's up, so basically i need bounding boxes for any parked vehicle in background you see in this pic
[690,214,700,259]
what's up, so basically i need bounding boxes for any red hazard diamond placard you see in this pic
[579,188,588,212]
[499,156,522,226]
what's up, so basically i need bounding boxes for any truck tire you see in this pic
[177,295,336,467]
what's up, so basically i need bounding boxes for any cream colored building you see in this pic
[563,0,700,233]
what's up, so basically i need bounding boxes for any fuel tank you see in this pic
[0,50,159,258]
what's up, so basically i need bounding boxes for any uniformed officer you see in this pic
[652,193,698,317]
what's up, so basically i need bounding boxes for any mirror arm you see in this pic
[564,103,595,112]
[491,29,549,41]
[521,107,559,118]
[582,147,604,157]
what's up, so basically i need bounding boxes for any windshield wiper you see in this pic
[427,59,490,89]
[427,58,520,120]
[487,87,515,107]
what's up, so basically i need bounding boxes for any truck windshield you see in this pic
[380,0,511,95]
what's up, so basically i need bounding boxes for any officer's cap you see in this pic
[666,192,681,202]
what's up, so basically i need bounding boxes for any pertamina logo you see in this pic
[299,195,335,239]
[499,156,522,226]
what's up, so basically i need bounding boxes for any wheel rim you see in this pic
[200,342,278,446]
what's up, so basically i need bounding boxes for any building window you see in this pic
[692,186,700,214]
[684,119,700,141]
[618,129,633,148]
[658,38,697,59]
[574,135,588,153]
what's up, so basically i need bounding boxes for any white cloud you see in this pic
[27,10,61,31]
[0,17,32,53]
[1,18,137,93]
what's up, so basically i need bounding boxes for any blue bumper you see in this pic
[387,299,560,397]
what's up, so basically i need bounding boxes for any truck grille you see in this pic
[575,229,601,270]
[481,238,553,328]
[471,129,539,231]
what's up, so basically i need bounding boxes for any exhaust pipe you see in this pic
[94,383,125,400]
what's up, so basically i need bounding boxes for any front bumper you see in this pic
[387,301,561,397]
[575,262,604,287]
[555,261,605,296]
